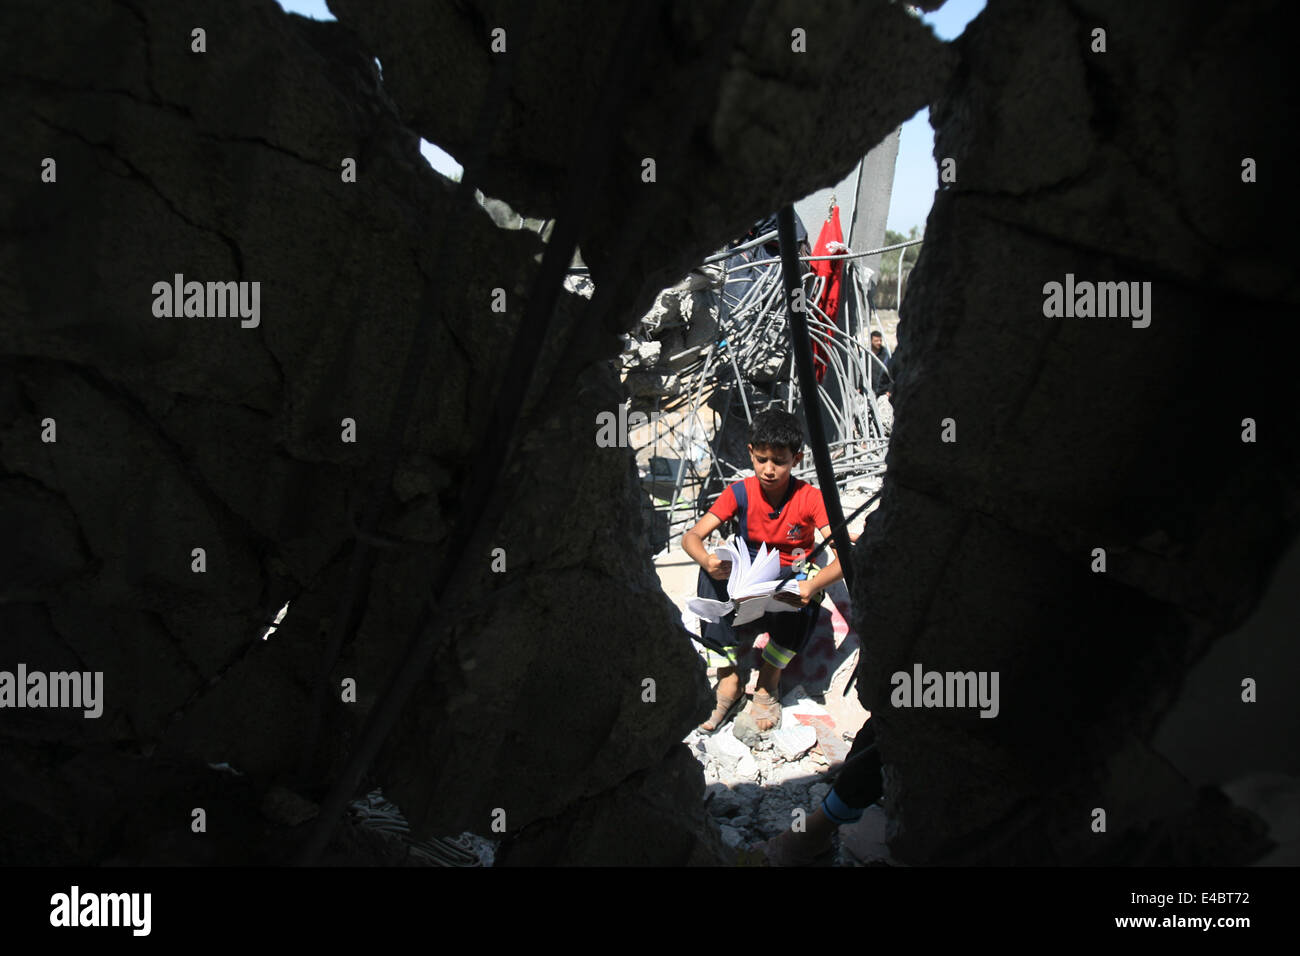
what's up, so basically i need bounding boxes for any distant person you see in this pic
[869,330,893,399]
[869,330,891,365]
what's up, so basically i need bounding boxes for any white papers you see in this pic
[687,536,802,625]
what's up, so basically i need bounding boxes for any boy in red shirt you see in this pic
[682,409,844,733]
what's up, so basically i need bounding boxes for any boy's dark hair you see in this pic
[870,330,883,338]
[748,409,803,453]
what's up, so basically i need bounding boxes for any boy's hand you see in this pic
[705,555,732,581]
[774,579,817,607]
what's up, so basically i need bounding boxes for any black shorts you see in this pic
[694,566,823,657]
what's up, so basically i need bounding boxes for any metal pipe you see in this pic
[777,206,853,590]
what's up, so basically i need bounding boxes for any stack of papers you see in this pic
[687,536,802,626]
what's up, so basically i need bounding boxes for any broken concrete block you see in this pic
[731,710,765,748]
[705,784,743,818]
[704,730,748,770]
[811,723,852,763]
[764,761,812,788]
[772,723,818,762]
[735,753,759,780]
[632,340,662,366]
[783,697,830,722]
[718,824,746,849]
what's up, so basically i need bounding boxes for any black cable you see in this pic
[776,207,855,592]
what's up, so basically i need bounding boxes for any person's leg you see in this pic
[750,659,782,731]
[699,643,747,732]
[748,602,821,731]
[697,562,750,731]
[759,717,882,865]
[826,718,882,811]
[759,807,837,866]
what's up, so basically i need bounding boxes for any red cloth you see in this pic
[708,477,830,567]
[809,206,847,382]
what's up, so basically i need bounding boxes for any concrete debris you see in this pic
[782,696,830,721]
[772,724,818,762]
[718,824,746,849]
[705,783,743,818]
[763,759,814,788]
[625,369,680,399]
[631,341,662,367]
[731,710,766,749]
[349,789,494,867]
[686,698,894,865]
[703,728,749,770]
[734,753,760,781]
[561,273,594,299]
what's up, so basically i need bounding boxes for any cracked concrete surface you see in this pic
[1,0,1296,866]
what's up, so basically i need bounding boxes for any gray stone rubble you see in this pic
[684,683,892,866]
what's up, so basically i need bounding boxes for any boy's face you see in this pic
[748,443,802,491]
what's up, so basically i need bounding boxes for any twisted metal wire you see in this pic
[627,242,898,548]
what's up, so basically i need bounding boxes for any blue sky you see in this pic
[274,0,986,234]
[893,0,987,233]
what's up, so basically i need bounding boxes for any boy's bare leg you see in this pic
[715,665,743,701]
[699,665,745,732]
[752,659,782,731]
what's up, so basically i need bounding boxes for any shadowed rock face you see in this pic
[856,0,1298,864]
[327,0,950,325]
[0,0,1293,866]
[0,0,945,863]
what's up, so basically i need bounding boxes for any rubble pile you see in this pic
[683,686,892,867]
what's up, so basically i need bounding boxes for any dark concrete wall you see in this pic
[854,0,1298,864]
[0,0,1293,865]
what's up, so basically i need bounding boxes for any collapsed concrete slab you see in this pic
[855,0,1299,864]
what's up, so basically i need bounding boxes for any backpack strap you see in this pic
[732,479,748,543]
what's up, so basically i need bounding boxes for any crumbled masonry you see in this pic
[1,0,1297,866]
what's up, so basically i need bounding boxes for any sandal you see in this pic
[749,690,782,732]
[699,692,743,734]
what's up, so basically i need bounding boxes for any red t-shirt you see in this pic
[708,476,829,567]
